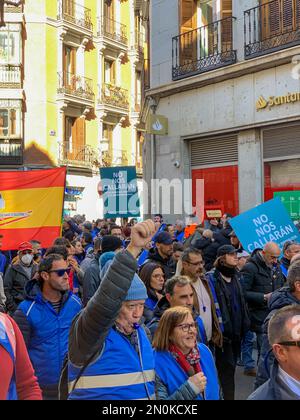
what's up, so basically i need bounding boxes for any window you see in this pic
[0,100,22,138]
[102,123,114,164]
[64,116,85,160]
[104,59,115,84]
[135,71,142,110]
[0,24,22,65]
[63,45,77,86]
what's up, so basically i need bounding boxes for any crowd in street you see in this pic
[0,213,300,401]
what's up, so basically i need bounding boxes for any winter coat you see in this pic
[209,269,250,344]
[4,262,38,314]
[213,227,232,247]
[241,253,285,332]
[255,287,300,389]
[82,254,101,306]
[13,279,82,399]
[143,248,176,280]
[248,360,300,400]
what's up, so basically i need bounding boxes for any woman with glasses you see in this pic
[139,263,166,324]
[153,306,220,400]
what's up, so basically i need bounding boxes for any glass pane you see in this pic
[9,32,20,64]
[0,109,9,137]
[0,33,8,64]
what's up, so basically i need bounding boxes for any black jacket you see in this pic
[255,287,300,389]
[194,237,219,271]
[147,296,170,337]
[144,248,176,280]
[241,252,285,332]
[211,269,250,344]
[213,227,232,247]
[82,254,101,306]
[4,262,38,314]
[248,360,300,400]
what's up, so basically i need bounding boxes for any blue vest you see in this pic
[19,292,82,388]
[155,343,220,400]
[0,314,17,400]
[196,315,207,345]
[0,252,6,275]
[68,327,155,400]
[145,296,157,311]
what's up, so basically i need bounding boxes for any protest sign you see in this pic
[230,197,300,253]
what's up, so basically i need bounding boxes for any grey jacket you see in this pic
[4,262,38,314]
[0,272,6,312]
[68,250,139,366]
[155,374,199,400]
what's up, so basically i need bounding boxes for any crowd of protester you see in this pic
[0,213,300,401]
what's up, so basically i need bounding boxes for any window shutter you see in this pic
[263,124,300,160]
[179,0,197,65]
[221,0,232,52]
[190,135,238,168]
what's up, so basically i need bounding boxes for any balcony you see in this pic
[4,2,23,13]
[245,0,300,59]
[0,139,23,165]
[57,72,94,105]
[58,143,100,169]
[172,17,236,81]
[99,83,129,114]
[101,149,131,167]
[98,17,128,47]
[57,0,93,34]
[0,65,22,88]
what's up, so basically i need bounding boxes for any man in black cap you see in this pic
[206,244,250,400]
[143,231,176,279]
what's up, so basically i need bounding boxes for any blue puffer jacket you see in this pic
[13,279,82,399]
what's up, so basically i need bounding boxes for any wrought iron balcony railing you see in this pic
[244,0,300,59]
[98,17,128,45]
[58,0,93,32]
[172,16,236,80]
[58,72,94,101]
[0,139,23,165]
[58,143,100,168]
[4,2,23,13]
[132,31,144,53]
[100,83,129,110]
[0,65,21,86]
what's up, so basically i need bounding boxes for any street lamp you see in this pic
[0,0,23,27]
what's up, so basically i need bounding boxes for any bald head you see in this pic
[262,242,281,267]
[203,229,213,240]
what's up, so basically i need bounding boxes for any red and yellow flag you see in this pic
[0,168,66,251]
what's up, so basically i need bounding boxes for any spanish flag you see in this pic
[0,168,66,251]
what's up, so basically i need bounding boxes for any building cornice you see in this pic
[146,46,300,100]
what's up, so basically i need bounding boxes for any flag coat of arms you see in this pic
[0,168,66,250]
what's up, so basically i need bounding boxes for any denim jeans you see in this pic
[241,330,256,371]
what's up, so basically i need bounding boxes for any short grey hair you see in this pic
[287,260,300,292]
[181,248,202,263]
[268,305,300,345]
[164,276,192,295]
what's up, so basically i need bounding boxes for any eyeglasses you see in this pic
[186,260,203,266]
[152,274,165,279]
[176,322,198,332]
[48,268,71,277]
[278,341,300,348]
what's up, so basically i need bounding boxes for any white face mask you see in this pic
[21,254,33,266]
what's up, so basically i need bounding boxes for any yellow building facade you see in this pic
[0,0,148,219]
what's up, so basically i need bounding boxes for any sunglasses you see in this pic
[48,268,71,277]
[278,341,300,348]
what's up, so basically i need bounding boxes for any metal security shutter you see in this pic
[263,124,300,160]
[190,135,238,167]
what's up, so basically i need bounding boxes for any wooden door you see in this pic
[65,117,85,161]
[179,0,197,65]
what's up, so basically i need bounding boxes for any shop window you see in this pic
[0,100,22,138]
[192,165,239,218]
[264,159,300,201]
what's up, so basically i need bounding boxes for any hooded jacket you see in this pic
[255,287,300,389]
[4,261,38,314]
[13,279,82,399]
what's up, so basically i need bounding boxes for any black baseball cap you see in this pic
[156,231,173,245]
[217,245,237,257]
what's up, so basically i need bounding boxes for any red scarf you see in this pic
[169,344,202,377]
